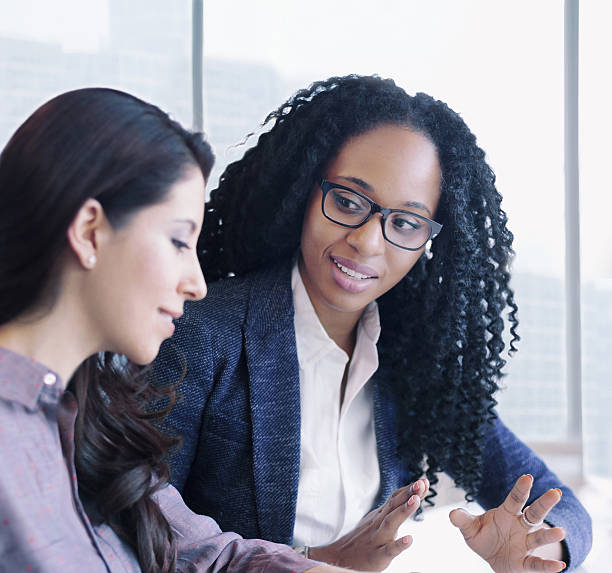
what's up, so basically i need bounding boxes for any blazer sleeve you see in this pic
[152,307,215,493]
[155,484,319,573]
[475,416,592,570]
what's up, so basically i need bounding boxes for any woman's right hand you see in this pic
[308,478,429,571]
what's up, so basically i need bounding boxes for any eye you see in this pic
[172,238,190,252]
[332,190,368,213]
[390,214,421,233]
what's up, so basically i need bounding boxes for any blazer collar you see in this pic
[244,259,296,336]
[241,258,402,539]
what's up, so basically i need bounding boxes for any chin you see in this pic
[125,343,163,366]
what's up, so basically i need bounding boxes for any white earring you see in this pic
[87,254,97,268]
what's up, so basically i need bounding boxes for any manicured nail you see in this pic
[555,488,563,497]
[411,480,421,492]
[560,561,566,570]
[407,495,419,506]
[402,536,411,544]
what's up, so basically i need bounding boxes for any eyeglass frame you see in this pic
[319,179,443,251]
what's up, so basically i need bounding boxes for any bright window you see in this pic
[0,0,193,149]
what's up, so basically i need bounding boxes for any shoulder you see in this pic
[170,259,294,351]
[185,259,294,330]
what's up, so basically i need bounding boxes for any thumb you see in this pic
[449,508,478,537]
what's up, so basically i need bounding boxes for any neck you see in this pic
[0,298,101,387]
[316,310,359,358]
[298,261,363,358]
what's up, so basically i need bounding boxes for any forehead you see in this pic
[117,166,206,235]
[162,167,206,210]
[327,124,441,206]
[145,167,205,218]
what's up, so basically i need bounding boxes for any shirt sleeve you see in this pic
[475,416,592,570]
[155,484,320,573]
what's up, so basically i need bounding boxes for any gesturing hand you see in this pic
[309,478,430,572]
[449,474,567,573]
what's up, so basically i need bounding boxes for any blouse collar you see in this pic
[0,346,63,411]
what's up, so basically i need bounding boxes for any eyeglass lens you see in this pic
[323,187,432,250]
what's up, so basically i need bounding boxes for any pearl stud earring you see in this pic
[87,254,97,267]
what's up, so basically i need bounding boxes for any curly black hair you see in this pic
[200,74,519,508]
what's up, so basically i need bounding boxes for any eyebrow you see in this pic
[337,175,433,216]
[174,218,197,232]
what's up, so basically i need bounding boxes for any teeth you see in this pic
[333,259,372,280]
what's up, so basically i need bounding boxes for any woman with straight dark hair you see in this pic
[155,75,592,573]
[0,87,355,573]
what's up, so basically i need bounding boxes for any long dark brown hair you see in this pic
[0,88,214,571]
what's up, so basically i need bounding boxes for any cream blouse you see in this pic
[292,260,382,547]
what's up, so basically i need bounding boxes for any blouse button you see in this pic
[43,373,56,386]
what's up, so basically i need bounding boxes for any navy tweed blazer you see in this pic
[153,260,592,570]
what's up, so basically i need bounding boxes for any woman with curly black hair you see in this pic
[155,75,591,572]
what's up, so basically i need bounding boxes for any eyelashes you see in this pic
[172,238,190,252]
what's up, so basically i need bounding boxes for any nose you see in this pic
[182,255,207,301]
[345,214,386,256]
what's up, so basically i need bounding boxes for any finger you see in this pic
[449,508,480,540]
[412,478,430,500]
[526,526,566,552]
[380,534,413,560]
[380,494,421,533]
[522,555,567,572]
[385,480,427,512]
[524,489,563,526]
[502,473,533,515]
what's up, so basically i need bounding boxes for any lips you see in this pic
[158,309,180,336]
[331,255,379,279]
[159,308,182,321]
[329,255,379,294]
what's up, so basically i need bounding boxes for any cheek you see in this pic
[301,206,343,257]
[386,251,422,284]
[300,200,319,246]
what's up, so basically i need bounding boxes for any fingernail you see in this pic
[411,480,421,492]
[561,561,567,570]
[556,488,563,497]
[407,495,419,506]
[402,536,411,544]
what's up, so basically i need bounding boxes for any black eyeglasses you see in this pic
[320,180,442,251]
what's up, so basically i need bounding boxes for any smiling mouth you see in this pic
[158,311,172,323]
[159,309,181,323]
[332,257,376,280]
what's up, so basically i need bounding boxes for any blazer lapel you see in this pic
[243,262,302,544]
[372,374,402,508]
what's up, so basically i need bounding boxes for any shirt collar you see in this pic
[0,346,63,410]
[291,258,381,366]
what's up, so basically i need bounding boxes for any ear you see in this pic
[66,198,108,270]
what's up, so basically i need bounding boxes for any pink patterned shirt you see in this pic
[0,346,318,573]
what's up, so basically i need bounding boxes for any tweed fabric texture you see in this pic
[154,259,592,569]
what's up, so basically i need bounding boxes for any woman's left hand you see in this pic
[308,478,430,571]
[449,474,567,573]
